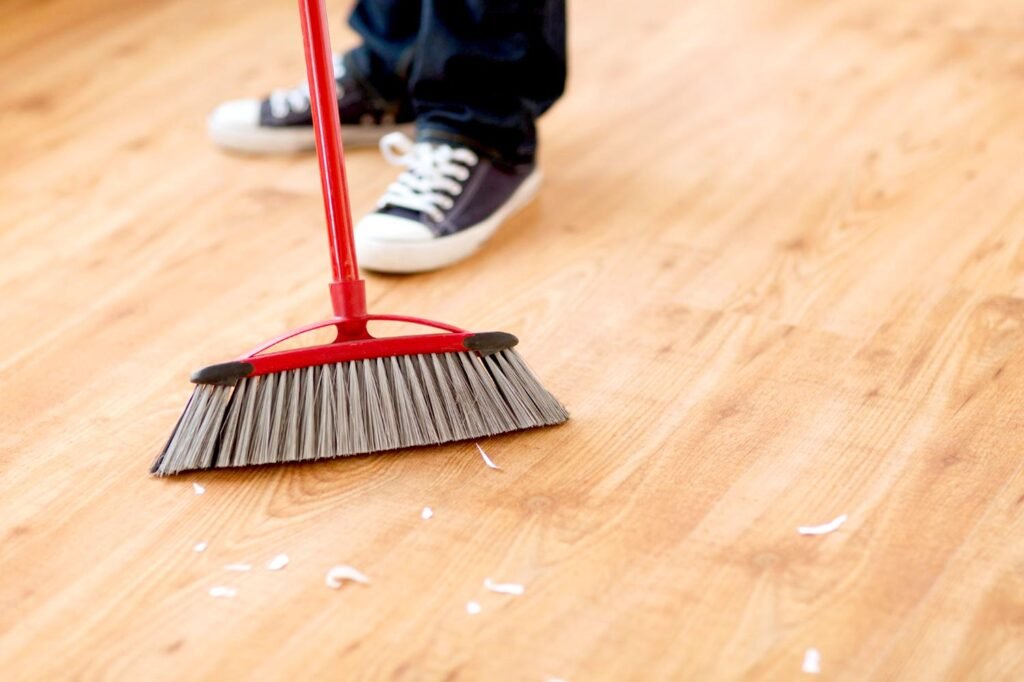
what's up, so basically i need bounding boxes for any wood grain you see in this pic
[2,0,1024,679]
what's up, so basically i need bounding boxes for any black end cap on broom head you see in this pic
[463,331,518,356]
[190,361,253,386]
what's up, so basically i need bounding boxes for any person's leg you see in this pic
[409,0,566,163]
[347,0,421,104]
[353,0,568,273]
[207,0,421,154]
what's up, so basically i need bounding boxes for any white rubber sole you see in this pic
[355,169,543,273]
[207,114,412,154]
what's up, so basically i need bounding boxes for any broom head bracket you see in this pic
[189,313,518,385]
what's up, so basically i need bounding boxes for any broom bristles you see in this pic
[151,349,568,476]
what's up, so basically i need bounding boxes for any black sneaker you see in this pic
[207,54,413,154]
[354,133,541,272]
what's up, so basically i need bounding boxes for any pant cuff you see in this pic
[416,125,534,166]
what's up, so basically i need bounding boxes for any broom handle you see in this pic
[298,0,367,320]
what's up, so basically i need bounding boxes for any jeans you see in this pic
[347,0,567,164]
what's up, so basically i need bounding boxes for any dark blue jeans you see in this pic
[347,0,566,164]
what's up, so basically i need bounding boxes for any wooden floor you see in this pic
[3,0,1024,679]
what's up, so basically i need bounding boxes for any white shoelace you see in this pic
[377,132,479,223]
[268,54,346,119]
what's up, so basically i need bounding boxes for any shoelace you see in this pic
[268,53,346,119]
[377,132,479,223]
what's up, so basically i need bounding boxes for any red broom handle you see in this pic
[298,0,367,320]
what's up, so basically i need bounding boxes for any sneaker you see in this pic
[354,133,542,273]
[207,54,413,154]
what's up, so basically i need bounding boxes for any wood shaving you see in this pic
[209,586,236,598]
[798,514,848,536]
[483,577,524,595]
[476,443,501,470]
[325,565,371,589]
[192,482,205,495]
[802,648,821,674]
[224,563,252,572]
[267,554,289,571]
[193,542,208,553]
[421,507,434,520]
[466,601,482,615]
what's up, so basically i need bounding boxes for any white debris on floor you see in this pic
[476,443,501,470]
[209,586,237,598]
[545,677,570,682]
[224,563,252,572]
[193,542,208,553]
[483,578,525,595]
[421,507,434,520]
[798,514,848,536]
[802,648,821,674]
[466,600,482,615]
[192,482,206,495]
[267,554,289,571]
[325,565,371,589]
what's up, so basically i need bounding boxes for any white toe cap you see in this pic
[355,212,434,243]
[208,99,261,131]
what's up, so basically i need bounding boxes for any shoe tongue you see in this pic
[417,132,488,160]
[377,205,426,223]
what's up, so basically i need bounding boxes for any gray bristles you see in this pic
[151,349,568,476]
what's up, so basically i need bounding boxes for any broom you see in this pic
[151,0,568,476]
